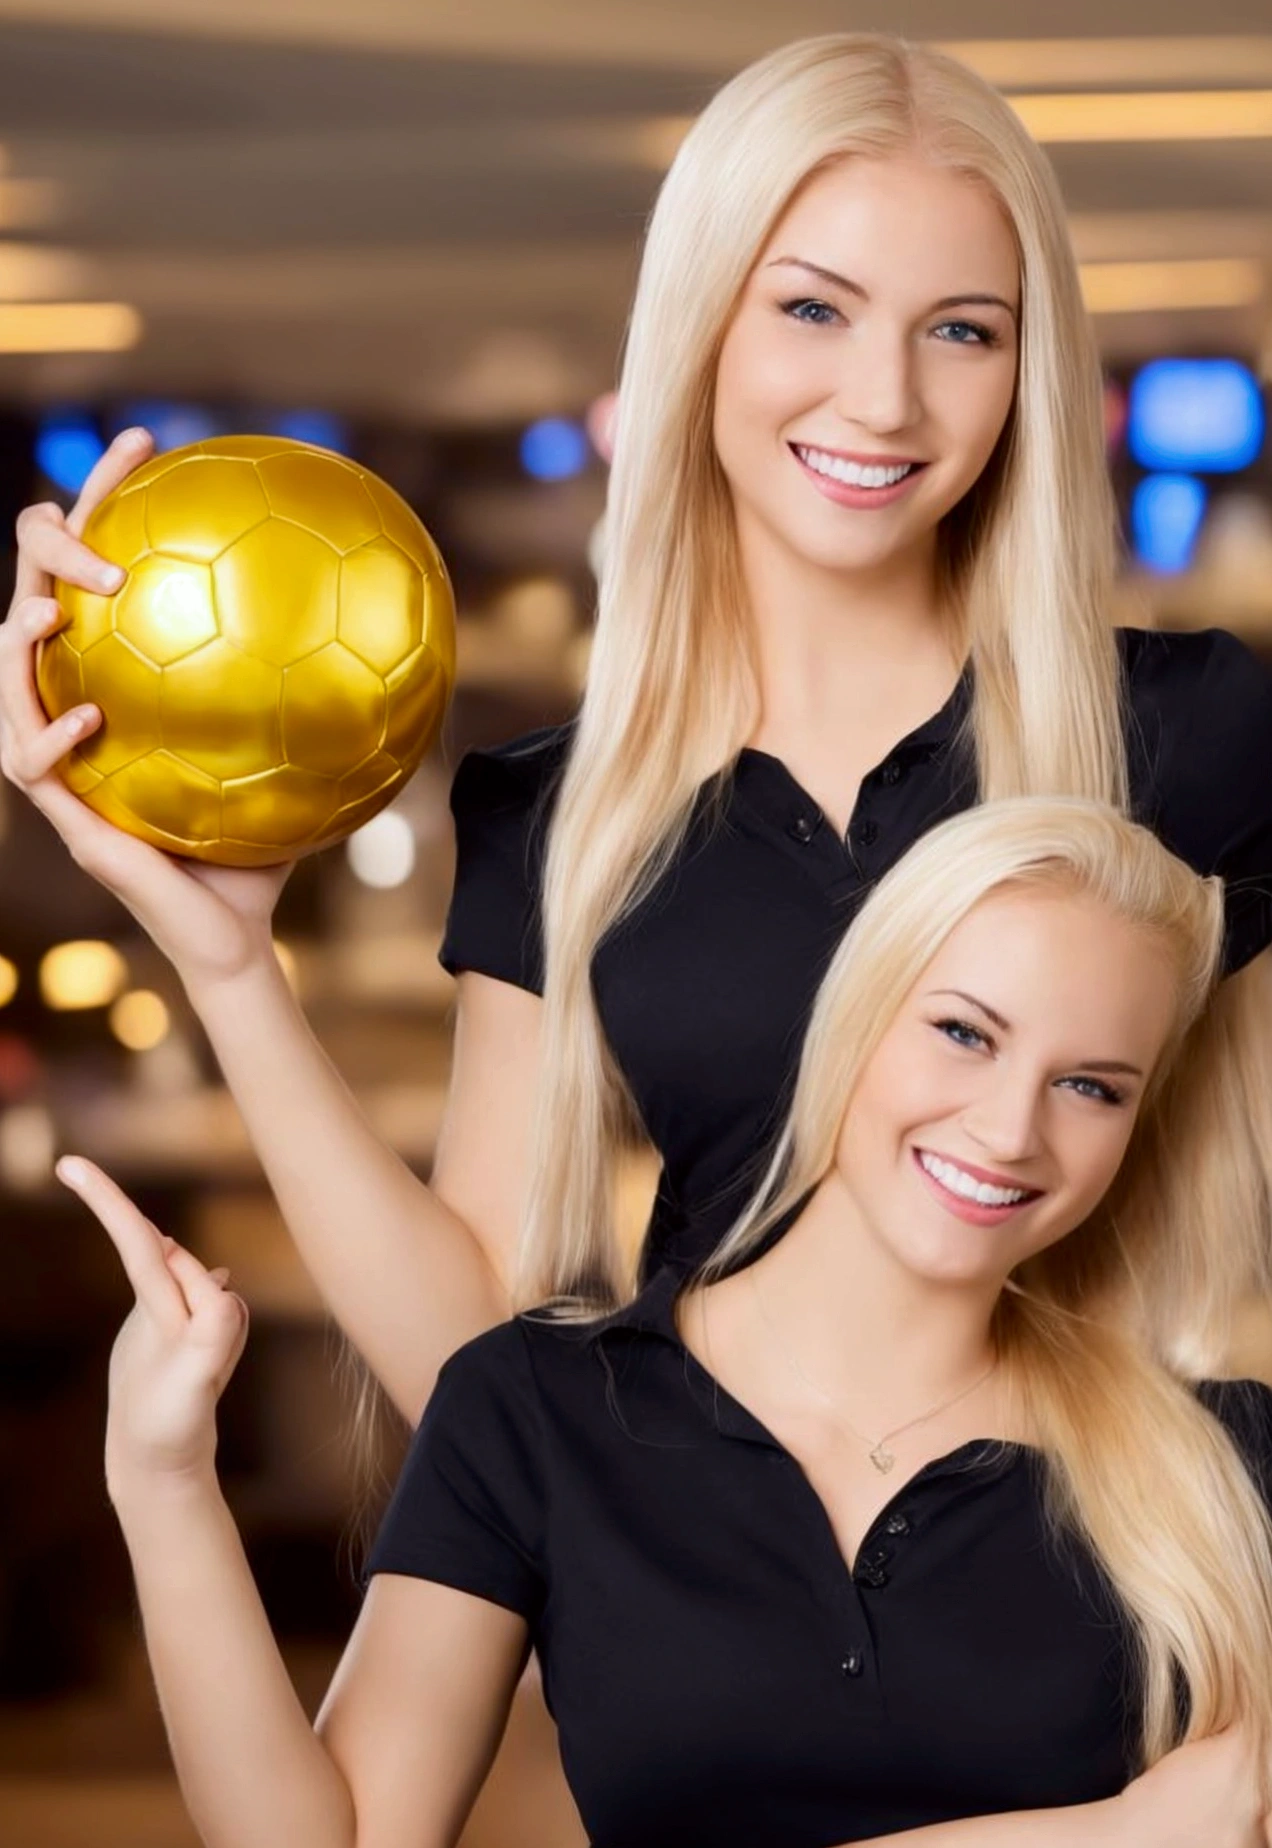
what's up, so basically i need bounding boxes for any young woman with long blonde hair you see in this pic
[64,799,1272,1844]
[3,30,1272,1843]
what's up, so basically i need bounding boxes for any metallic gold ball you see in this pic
[38,435,455,867]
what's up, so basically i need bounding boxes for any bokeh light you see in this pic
[111,401,221,453]
[258,408,351,454]
[109,989,171,1052]
[520,417,589,481]
[1128,359,1265,473]
[1131,473,1208,573]
[35,409,105,496]
[347,810,416,888]
[39,940,129,1010]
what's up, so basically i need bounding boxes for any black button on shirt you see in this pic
[367,1266,1272,1848]
[440,626,1272,1277]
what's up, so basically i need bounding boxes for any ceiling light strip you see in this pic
[0,302,142,353]
[1079,258,1264,313]
[940,38,1272,89]
[1011,89,1272,142]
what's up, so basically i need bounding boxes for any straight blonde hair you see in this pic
[520,33,1128,1303]
[694,797,1272,1781]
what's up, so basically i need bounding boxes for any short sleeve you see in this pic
[1123,627,1272,975]
[1196,1377,1272,1511]
[438,726,571,995]
[366,1322,547,1622]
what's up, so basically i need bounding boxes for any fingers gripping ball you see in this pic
[36,436,456,866]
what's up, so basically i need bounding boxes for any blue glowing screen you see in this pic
[110,402,221,453]
[1130,473,1208,574]
[35,411,105,496]
[520,418,589,482]
[257,408,351,454]
[1127,359,1264,473]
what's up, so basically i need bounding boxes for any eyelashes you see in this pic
[779,297,1003,347]
[929,1016,1128,1108]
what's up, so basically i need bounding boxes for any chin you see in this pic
[778,520,918,577]
[902,1248,1004,1289]
[887,1217,1015,1290]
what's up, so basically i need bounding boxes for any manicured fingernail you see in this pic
[56,1156,85,1186]
[65,705,98,739]
[120,426,150,447]
[208,1267,231,1288]
[23,603,53,637]
[159,1234,176,1251]
[97,565,124,592]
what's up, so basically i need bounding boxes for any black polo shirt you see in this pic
[368,1265,1272,1847]
[440,625,1272,1277]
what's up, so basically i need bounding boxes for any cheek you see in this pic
[1065,1118,1138,1209]
[924,358,1016,467]
[1024,1114,1140,1264]
[834,1039,951,1175]
[714,317,825,449]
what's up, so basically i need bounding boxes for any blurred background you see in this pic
[0,2,1271,1843]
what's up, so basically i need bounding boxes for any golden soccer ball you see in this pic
[38,435,456,867]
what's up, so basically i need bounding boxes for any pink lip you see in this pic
[911,1147,1043,1228]
[794,443,928,466]
[790,444,928,509]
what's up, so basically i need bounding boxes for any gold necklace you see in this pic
[748,1266,998,1475]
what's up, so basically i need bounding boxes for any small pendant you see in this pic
[869,1444,896,1474]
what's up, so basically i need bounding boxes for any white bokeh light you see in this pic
[347,811,417,889]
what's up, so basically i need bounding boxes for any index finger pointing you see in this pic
[57,1156,188,1329]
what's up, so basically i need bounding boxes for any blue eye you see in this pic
[1057,1075,1126,1107]
[934,1017,990,1051]
[933,320,999,347]
[782,297,840,326]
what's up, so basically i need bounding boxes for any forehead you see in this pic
[914,886,1180,1061]
[760,154,1019,305]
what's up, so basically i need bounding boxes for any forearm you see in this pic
[185,952,508,1420]
[855,1797,1123,1847]
[114,1471,356,1848]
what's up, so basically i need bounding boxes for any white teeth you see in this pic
[796,445,916,489]
[918,1151,1031,1208]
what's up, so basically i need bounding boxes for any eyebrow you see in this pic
[765,256,1019,321]
[925,988,1145,1078]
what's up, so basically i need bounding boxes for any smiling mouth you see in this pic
[792,443,929,489]
[914,1147,1043,1210]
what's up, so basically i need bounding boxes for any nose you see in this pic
[959,1066,1045,1167]
[834,324,921,436]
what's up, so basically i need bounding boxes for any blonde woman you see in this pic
[3,31,1271,1403]
[3,35,1272,1835]
[3,37,1270,1426]
[63,800,1272,1845]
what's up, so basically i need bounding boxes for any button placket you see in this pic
[854,1545,892,1590]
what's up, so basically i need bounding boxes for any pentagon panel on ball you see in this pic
[37,435,456,866]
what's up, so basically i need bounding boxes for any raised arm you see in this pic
[0,432,539,1420]
[68,1156,527,1848]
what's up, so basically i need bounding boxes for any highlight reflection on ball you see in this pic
[38,435,456,867]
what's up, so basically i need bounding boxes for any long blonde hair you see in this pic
[694,798,1272,1776]
[521,33,1128,1301]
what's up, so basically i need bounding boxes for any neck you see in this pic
[751,1173,1000,1417]
[737,514,959,751]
